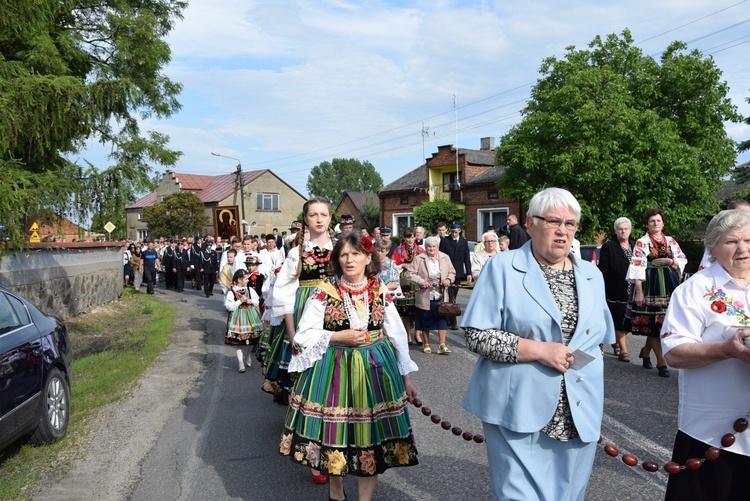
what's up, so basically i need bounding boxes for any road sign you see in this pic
[104,221,116,233]
[30,231,40,243]
[30,221,39,232]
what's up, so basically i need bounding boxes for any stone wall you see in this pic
[0,242,123,319]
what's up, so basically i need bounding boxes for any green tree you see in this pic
[0,0,185,250]
[143,192,206,238]
[496,30,740,242]
[412,199,464,236]
[306,159,383,204]
[359,197,380,230]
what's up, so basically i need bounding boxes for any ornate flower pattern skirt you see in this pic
[626,264,680,337]
[279,337,418,476]
[224,306,263,345]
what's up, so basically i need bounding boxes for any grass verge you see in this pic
[0,288,173,500]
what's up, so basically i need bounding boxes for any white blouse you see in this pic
[661,264,750,456]
[289,286,418,377]
[269,240,334,320]
[224,285,259,312]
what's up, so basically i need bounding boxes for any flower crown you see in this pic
[361,236,374,253]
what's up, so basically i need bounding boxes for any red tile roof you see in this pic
[127,169,275,209]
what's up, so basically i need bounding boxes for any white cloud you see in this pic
[134,0,750,195]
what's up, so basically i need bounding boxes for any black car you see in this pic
[0,287,72,451]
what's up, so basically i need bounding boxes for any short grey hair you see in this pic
[527,188,581,222]
[424,236,440,247]
[705,209,750,262]
[481,231,498,242]
[614,217,632,232]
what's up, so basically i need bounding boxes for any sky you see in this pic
[86,0,750,197]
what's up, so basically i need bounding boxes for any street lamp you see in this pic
[211,152,247,236]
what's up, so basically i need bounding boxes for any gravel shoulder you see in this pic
[34,291,206,501]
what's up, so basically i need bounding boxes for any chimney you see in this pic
[480,137,495,150]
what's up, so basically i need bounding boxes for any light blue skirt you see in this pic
[482,423,597,501]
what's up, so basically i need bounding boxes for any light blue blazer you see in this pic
[461,240,615,443]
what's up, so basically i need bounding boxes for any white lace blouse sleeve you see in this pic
[270,246,300,317]
[288,293,333,373]
[383,295,419,375]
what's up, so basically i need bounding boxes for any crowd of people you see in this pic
[120,192,750,500]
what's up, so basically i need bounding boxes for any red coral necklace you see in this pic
[310,248,331,265]
[339,276,376,295]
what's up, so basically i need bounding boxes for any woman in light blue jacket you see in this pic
[462,187,614,501]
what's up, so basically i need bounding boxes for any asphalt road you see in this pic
[124,285,677,501]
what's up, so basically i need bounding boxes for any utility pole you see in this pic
[211,153,246,236]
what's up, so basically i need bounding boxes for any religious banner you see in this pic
[214,206,239,240]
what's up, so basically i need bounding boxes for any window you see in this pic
[400,196,409,205]
[257,193,280,211]
[0,293,29,335]
[392,213,413,237]
[488,189,498,200]
[476,208,508,240]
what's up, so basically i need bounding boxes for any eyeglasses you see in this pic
[483,240,497,244]
[532,215,578,231]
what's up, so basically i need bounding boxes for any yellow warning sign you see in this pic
[30,222,39,232]
[29,231,40,243]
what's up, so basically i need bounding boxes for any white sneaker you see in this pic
[246,356,253,367]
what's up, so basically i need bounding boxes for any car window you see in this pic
[0,293,29,335]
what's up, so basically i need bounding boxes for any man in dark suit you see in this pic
[190,236,203,290]
[201,237,218,297]
[439,222,473,329]
[507,214,528,250]
[272,228,283,251]
[173,241,190,293]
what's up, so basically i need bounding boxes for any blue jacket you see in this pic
[461,240,614,443]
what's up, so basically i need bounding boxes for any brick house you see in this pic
[378,138,524,241]
[335,192,379,230]
[125,169,307,241]
[25,212,101,242]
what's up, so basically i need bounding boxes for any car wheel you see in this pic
[30,367,70,444]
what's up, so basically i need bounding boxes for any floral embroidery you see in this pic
[280,433,292,454]
[393,442,411,465]
[320,279,387,332]
[305,442,321,467]
[704,286,750,325]
[294,451,303,462]
[359,450,376,475]
[326,450,347,475]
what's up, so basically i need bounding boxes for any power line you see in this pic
[242,2,748,177]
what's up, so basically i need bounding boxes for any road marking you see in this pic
[600,414,671,485]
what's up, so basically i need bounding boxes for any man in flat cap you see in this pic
[439,221,472,329]
[380,226,398,259]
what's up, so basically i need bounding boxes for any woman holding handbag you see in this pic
[407,236,456,354]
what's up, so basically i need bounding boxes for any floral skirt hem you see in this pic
[280,431,418,477]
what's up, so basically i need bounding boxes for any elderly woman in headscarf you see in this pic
[461,187,614,500]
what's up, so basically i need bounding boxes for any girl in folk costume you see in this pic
[225,269,263,373]
[264,198,334,485]
[279,231,419,501]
